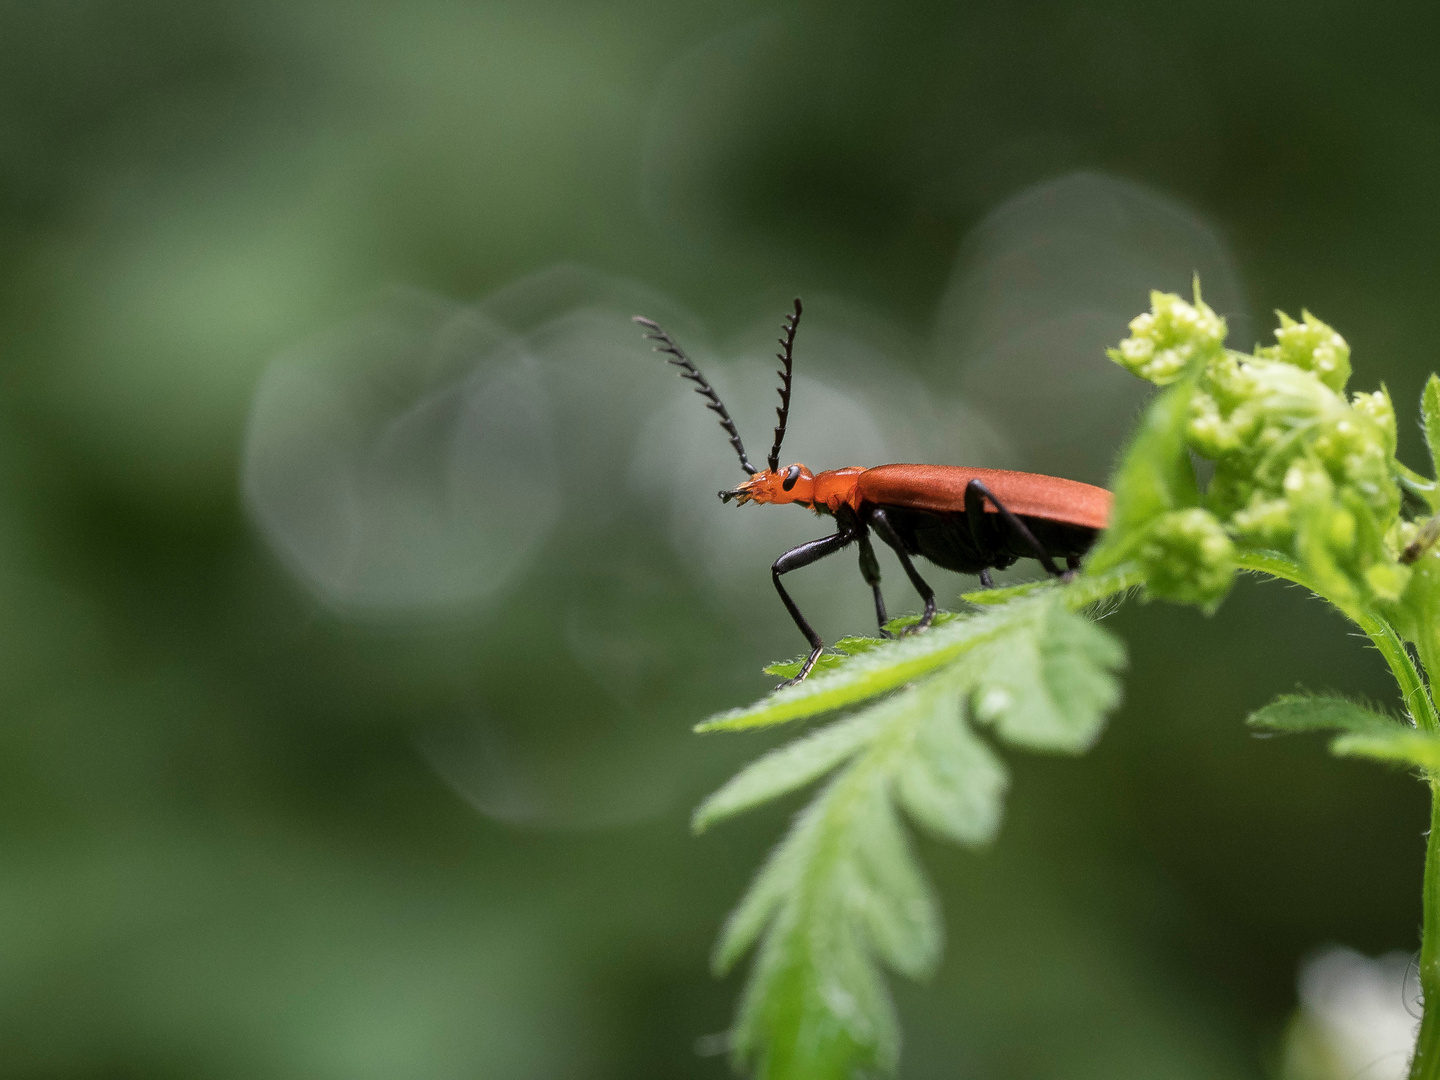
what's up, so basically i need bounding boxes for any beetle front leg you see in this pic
[771,530,856,688]
[867,507,936,634]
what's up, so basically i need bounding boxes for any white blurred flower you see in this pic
[1281,946,1418,1080]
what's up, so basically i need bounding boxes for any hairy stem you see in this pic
[1409,587,1440,1078]
[1414,790,1440,1080]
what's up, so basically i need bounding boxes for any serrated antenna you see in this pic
[767,298,802,473]
[634,316,757,475]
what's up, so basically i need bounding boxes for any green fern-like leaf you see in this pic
[696,588,1127,1080]
[1246,693,1396,735]
[692,711,883,834]
[1248,692,1440,771]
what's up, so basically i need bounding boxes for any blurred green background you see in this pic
[1,1,1436,1077]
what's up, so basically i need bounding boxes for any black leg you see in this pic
[964,480,1063,578]
[856,530,892,636]
[868,507,937,634]
[979,567,994,589]
[771,529,857,687]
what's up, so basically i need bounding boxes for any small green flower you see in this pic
[1229,493,1293,547]
[1108,290,1228,386]
[1138,508,1236,610]
[1256,310,1352,393]
[1350,387,1397,458]
[1311,413,1393,513]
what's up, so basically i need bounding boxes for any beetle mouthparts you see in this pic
[719,487,749,504]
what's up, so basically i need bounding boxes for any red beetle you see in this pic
[636,300,1112,685]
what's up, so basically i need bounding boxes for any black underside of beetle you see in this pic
[872,502,1100,576]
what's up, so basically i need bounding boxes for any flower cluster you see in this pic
[1136,508,1236,611]
[1256,309,1352,393]
[1108,289,1227,386]
[1107,290,1405,611]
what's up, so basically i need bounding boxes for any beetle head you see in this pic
[720,464,815,506]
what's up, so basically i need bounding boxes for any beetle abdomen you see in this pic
[875,504,1101,576]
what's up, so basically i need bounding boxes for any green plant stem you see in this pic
[1235,550,1440,1078]
[1408,592,1440,1078]
[1414,791,1440,1080]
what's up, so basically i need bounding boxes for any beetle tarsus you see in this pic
[900,595,938,637]
[776,644,825,690]
[874,589,896,638]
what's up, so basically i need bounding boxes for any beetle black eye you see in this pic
[782,465,801,491]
